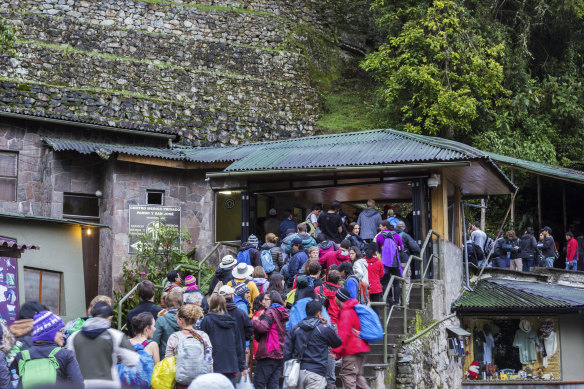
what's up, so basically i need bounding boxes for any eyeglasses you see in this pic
[57,329,65,335]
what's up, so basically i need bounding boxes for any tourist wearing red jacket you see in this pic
[364,242,384,316]
[318,239,352,277]
[566,232,579,271]
[332,288,370,389]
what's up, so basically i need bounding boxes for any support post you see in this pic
[510,169,515,228]
[563,183,567,233]
[537,176,542,231]
[430,171,449,241]
[480,199,486,231]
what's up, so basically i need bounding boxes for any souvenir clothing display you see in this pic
[513,319,539,365]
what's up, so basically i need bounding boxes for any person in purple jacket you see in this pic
[375,220,404,305]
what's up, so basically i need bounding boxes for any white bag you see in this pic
[235,374,253,389]
[282,358,301,388]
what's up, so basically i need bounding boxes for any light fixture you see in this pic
[86,228,92,236]
[219,191,232,195]
[428,174,441,190]
[95,190,103,198]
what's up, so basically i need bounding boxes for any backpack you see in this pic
[483,237,494,256]
[175,329,209,385]
[347,275,369,305]
[117,340,155,389]
[260,249,276,274]
[380,230,400,268]
[305,215,316,237]
[18,347,60,389]
[352,304,384,343]
[236,249,251,265]
[315,283,340,309]
[466,242,485,266]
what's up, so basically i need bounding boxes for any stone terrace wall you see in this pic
[0,0,323,144]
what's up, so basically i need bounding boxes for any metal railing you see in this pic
[116,241,241,330]
[369,230,442,364]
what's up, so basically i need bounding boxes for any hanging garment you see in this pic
[513,320,539,365]
[483,332,495,365]
[542,331,558,368]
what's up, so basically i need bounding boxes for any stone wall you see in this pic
[0,0,325,144]
[396,316,465,389]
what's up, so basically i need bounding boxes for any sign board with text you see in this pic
[128,205,181,254]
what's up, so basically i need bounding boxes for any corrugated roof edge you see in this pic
[0,212,110,228]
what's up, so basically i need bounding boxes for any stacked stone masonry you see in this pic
[0,0,325,144]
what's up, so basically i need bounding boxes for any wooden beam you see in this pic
[117,154,230,169]
[430,171,449,241]
[453,186,462,247]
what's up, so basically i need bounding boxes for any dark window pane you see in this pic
[23,268,40,303]
[41,271,61,314]
[147,191,164,205]
[0,152,16,177]
[63,194,99,217]
[0,178,16,201]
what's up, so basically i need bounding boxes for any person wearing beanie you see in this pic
[333,288,370,389]
[227,264,259,309]
[233,283,251,316]
[13,311,84,387]
[236,235,262,267]
[67,302,140,388]
[184,275,210,314]
[318,239,352,278]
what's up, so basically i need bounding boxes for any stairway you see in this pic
[332,282,431,388]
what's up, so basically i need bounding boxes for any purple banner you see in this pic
[0,257,18,326]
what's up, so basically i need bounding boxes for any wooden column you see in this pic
[563,183,567,233]
[480,198,486,231]
[537,176,542,230]
[430,171,449,241]
[453,186,462,247]
[510,169,515,229]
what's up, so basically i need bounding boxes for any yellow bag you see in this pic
[150,356,176,389]
[286,289,296,306]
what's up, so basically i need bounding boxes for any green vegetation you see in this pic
[0,17,15,55]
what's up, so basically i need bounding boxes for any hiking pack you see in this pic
[347,275,370,305]
[175,329,209,385]
[304,215,316,237]
[381,230,400,268]
[118,340,155,389]
[260,249,276,274]
[236,248,252,265]
[315,282,340,309]
[18,347,60,389]
[352,304,384,343]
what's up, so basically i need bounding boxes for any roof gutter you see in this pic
[206,161,472,178]
[0,111,175,140]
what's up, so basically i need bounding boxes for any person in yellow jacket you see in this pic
[227,263,259,316]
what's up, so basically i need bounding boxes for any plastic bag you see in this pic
[150,356,176,389]
[282,359,300,388]
[235,374,254,389]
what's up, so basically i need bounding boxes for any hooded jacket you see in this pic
[67,317,139,388]
[284,317,342,377]
[225,297,253,355]
[252,278,270,294]
[318,250,351,276]
[8,319,33,352]
[288,248,309,285]
[314,283,341,324]
[519,234,538,258]
[126,301,164,337]
[366,255,385,294]
[357,208,382,239]
[208,267,235,295]
[332,299,370,358]
[567,237,579,262]
[352,258,369,285]
[252,305,290,360]
[152,309,180,357]
[200,313,246,374]
[260,242,283,272]
[238,242,262,267]
[14,341,84,388]
[317,240,338,257]
[285,233,317,254]
[346,233,367,252]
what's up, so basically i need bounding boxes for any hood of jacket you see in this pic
[298,316,320,331]
[341,298,359,311]
[366,255,381,266]
[253,278,269,287]
[261,242,276,250]
[335,250,351,261]
[269,305,290,323]
[240,242,257,251]
[9,319,33,338]
[361,208,380,217]
[296,233,313,242]
[206,312,236,329]
[215,267,234,282]
[80,317,112,339]
[318,241,334,250]
[232,295,250,308]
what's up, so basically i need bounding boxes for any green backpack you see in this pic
[18,347,61,389]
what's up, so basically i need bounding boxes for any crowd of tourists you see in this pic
[466,222,584,272]
[2,199,418,389]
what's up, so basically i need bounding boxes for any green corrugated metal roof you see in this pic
[452,278,584,313]
[0,212,109,228]
[44,138,183,160]
[487,152,584,184]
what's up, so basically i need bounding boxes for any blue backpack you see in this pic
[117,340,154,389]
[353,304,384,343]
[236,248,251,265]
[260,249,276,274]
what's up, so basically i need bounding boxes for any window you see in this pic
[0,151,17,201]
[23,268,62,314]
[147,190,164,205]
[63,193,99,222]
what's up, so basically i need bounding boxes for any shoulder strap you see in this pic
[298,327,318,359]
[48,347,61,358]
[21,349,30,362]
[185,328,205,345]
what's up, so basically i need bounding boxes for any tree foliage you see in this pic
[362,0,584,166]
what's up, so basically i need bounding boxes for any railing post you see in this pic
[421,267,425,311]
[383,304,388,364]
[402,280,407,336]
[437,237,442,280]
